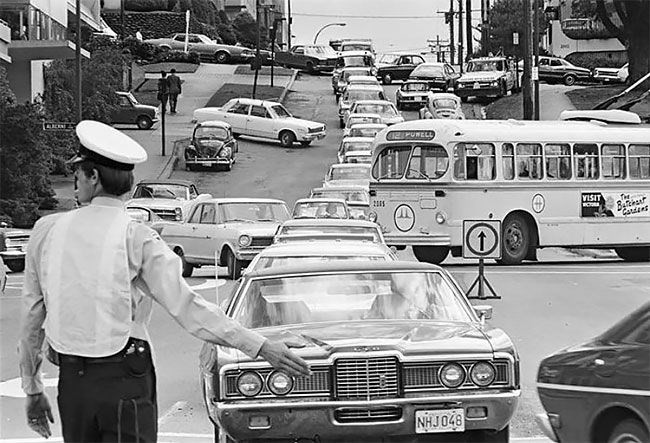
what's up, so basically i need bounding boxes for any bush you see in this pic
[0,199,41,229]
[122,36,164,62]
[125,0,169,12]
[155,50,201,64]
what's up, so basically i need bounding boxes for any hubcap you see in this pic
[505,223,523,252]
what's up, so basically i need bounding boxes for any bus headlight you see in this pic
[440,363,465,388]
[470,362,496,387]
[368,210,378,222]
[237,371,263,397]
[238,235,252,247]
[267,371,294,396]
[436,211,446,224]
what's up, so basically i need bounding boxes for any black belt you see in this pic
[57,338,149,365]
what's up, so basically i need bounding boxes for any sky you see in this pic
[289,0,483,54]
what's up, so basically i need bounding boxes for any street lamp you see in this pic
[313,22,346,44]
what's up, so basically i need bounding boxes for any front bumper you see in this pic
[215,390,520,441]
[235,246,267,261]
[186,157,231,166]
[455,86,500,97]
[0,250,26,261]
[383,233,451,247]
[300,131,327,141]
[399,96,427,105]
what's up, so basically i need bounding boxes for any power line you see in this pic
[292,12,439,19]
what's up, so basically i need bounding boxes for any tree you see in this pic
[232,11,268,49]
[488,0,549,57]
[172,0,215,26]
[594,0,649,82]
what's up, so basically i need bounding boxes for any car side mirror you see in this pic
[473,305,493,323]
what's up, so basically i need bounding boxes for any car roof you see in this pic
[348,75,378,81]
[469,57,506,62]
[345,84,383,91]
[342,66,373,72]
[258,240,389,256]
[204,197,287,204]
[229,97,282,107]
[280,218,378,228]
[347,113,382,119]
[196,120,231,129]
[429,92,462,100]
[349,123,387,129]
[352,100,395,105]
[294,198,348,204]
[329,162,371,169]
[340,51,374,57]
[246,260,442,279]
[136,179,195,186]
[312,185,368,192]
[342,136,375,143]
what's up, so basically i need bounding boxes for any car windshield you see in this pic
[403,83,429,92]
[467,60,504,72]
[293,202,348,219]
[413,65,444,76]
[343,141,372,152]
[345,90,383,102]
[195,126,228,141]
[344,56,370,67]
[433,98,458,109]
[234,271,472,328]
[350,127,383,138]
[355,103,397,116]
[378,54,400,64]
[271,105,292,118]
[222,202,289,222]
[342,43,372,52]
[329,166,370,181]
[132,184,188,199]
[255,254,387,271]
[311,189,369,203]
[277,225,381,242]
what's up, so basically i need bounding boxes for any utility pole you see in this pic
[533,0,540,120]
[252,0,261,99]
[522,0,533,120]
[75,0,82,123]
[287,0,292,50]
[458,0,464,68]
[482,0,490,55]
[449,0,455,65]
[465,0,472,58]
[120,0,125,39]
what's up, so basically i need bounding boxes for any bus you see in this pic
[368,116,650,264]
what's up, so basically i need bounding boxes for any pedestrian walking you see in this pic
[18,121,309,442]
[167,68,182,114]
[157,70,169,114]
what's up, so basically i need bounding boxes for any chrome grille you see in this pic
[335,407,402,423]
[403,360,510,390]
[334,357,399,400]
[250,236,274,247]
[151,208,177,220]
[224,367,330,398]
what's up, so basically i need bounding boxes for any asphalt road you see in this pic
[1,75,648,443]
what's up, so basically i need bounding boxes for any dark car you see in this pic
[537,56,591,86]
[376,52,426,85]
[184,120,238,171]
[111,91,159,130]
[200,261,520,443]
[536,302,650,442]
[409,62,460,91]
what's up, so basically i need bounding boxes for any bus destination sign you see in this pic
[386,130,435,141]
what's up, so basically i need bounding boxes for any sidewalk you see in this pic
[539,83,577,120]
[51,63,297,205]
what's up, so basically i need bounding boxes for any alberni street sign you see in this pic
[43,121,76,131]
[463,220,502,260]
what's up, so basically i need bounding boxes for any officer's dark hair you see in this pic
[78,161,134,196]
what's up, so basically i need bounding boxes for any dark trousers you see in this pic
[168,93,179,113]
[159,94,168,113]
[57,341,157,442]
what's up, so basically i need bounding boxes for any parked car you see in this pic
[292,198,350,219]
[396,80,432,110]
[338,84,387,126]
[537,56,591,86]
[334,66,375,96]
[310,186,371,220]
[343,113,383,137]
[111,92,159,130]
[593,63,629,84]
[275,44,338,73]
[144,33,254,64]
[419,92,465,119]
[184,121,238,171]
[0,224,29,273]
[274,218,386,244]
[536,301,650,443]
[200,261,520,442]
[337,136,374,163]
[455,57,517,102]
[157,198,290,279]
[245,239,395,274]
[408,62,459,91]
[346,100,404,126]
[376,52,426,85]
[193,98,326,148]
[323,163,371,189]
[126,179,211,222]
[331,51,377,89]
[347,122,387,139]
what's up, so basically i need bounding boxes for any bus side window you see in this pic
[629,144,650,179]
[601,144,626,179]
[516,143,543,180]
[544,144,572,180]
[502,143,515,180]
[453,143,495,180]
[574,144,599,179]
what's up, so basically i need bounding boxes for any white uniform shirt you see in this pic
[19,196,266,395]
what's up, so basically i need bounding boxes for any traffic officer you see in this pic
[18,121,309,442]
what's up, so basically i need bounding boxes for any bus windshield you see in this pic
[372,145,449,180]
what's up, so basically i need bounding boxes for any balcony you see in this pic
[0,19,11,63]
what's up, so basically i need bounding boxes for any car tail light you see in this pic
[440,363,465,388]
[470,362,496,387]
[237,371,263,397]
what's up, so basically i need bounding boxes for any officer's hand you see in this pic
[258,339,310,378]
[26,393,54,438]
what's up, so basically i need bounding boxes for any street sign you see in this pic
[512,32,519,45]
[532,66,539,81]
[43,121,75,131]
[463,220,501,260]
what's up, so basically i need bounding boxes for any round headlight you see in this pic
[174,207,182,221]
[470,362,496,387]
[267,371,294,396]
[440,363,465,388]
[368,210,378,222]
[435,211,446,224]
[237,371,263,397]
[238,234,252,247]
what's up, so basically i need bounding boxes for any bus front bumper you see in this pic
[383,233,451,247]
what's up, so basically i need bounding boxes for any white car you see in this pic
[126,179,211,222]
[323,163,371,189]
[345,100,404,126]
[343,113,383,137]
[346,75,381,88]
[245,239,396,274]
[593,63,629,84]
[292,198,350,219]
[343,151,372,164]
[347,122,387,139]
[274,218,386,244]
[193,98,326,148]
[310,186,371,220]
[418,92,465,119]
[337,136,374,163]
[334,66,375,95]
[338,85,387,127]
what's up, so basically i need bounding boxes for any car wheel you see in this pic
[5,260,25,273]
[136,115,153,130]
[279,130,296,148]
[174,248,194,278]
[499,81,507,97]
[224,160,232,171]
[382,73,392,85]
[305,61,315,73]
[607,419,649,443]
[226,249,242,280]
[498,213,530,265]
[339,118,345,128]
[396,100,402,110]
[460,96,468,103]
[564,74,576,86]
[215,51,230,64]
[300,140,311,147]
[615,246,650,262]
[412,246,449,264]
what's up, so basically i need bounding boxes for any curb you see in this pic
[158,138,189,179]
[279,69,299,104]
[566,248,618,260]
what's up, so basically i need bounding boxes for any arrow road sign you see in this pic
[463,220,501,260]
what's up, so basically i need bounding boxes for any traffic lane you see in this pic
[381,83,484,120]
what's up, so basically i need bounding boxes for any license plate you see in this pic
[473,82,480,89]
[201,162,214,166]
[415,409,465,434]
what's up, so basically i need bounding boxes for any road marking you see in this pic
[158,401,189,425]
[0,377,58,398]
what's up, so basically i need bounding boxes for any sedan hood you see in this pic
[225,221,281,235]
[459,71,501,82]
[285,117,325,130]
[228,320,495,360]
[125,198,184,208]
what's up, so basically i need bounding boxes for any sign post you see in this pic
[463,220,501,299]
[184,10,190,53]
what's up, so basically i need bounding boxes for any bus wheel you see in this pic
[499,214,530,265]
[615,246,650,262]
[413,246,449,264]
